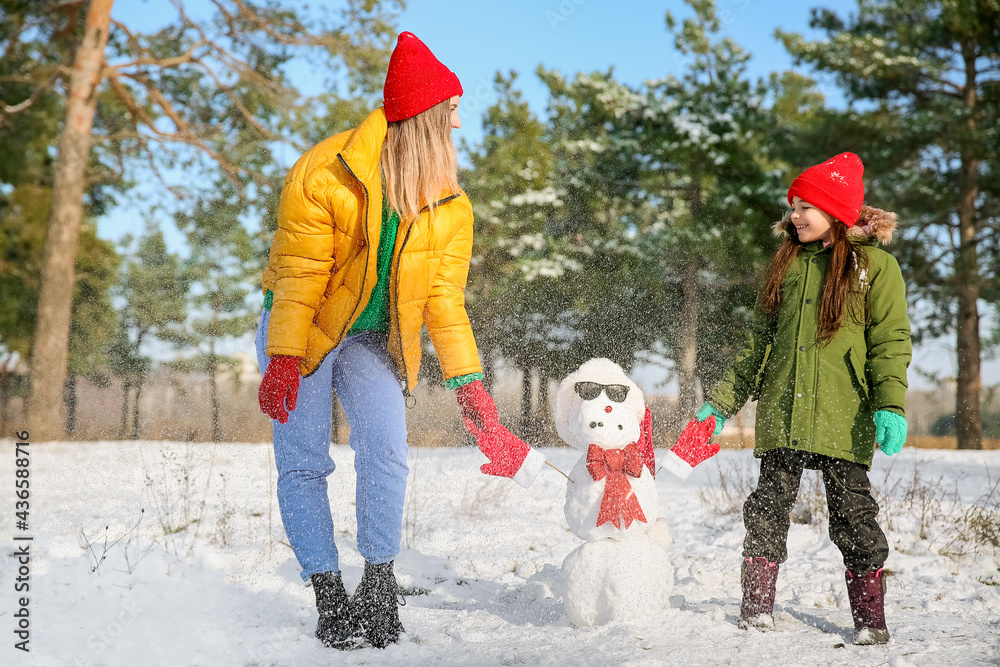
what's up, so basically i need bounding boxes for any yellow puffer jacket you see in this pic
[261,107,482,391]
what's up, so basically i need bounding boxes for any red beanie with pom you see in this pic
[383,32,463,122]
[787,152,865,227]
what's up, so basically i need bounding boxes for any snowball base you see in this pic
[561,535,673,627]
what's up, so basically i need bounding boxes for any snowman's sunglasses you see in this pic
[574,381,630,403]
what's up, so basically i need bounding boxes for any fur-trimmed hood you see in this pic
[772,205,897,246]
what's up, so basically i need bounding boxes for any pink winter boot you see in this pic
[845,569,889,645]
[739,557,779,630]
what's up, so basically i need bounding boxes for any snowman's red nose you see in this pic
[604,406,612,413]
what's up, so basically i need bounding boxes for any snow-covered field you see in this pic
[0,439,997,666]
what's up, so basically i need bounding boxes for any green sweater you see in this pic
[348,197,399,334]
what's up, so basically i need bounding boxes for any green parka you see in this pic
[707,206,911,468]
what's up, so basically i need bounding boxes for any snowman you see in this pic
[553,358,720,627]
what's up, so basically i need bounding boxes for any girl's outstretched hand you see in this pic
[660,416,721,480]
[874,410,907,455]
[696,402,727,437]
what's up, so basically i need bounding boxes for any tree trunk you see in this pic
[677,260,700,420]
[955,280,981,450]
[65,373,77,436]
[119,379,130,438]
[209,355,221,443]
[520,365,532,438]
[131,379,143,440]
[955,154,982,450]
[27,0,115,441]
[955,46,982,450]
[536,371,550,444]
[676,171,704,421]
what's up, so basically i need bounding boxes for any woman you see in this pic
[255,32,545,650]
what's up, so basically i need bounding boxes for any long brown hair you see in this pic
[760,219,869,343]
[380,99,459,222]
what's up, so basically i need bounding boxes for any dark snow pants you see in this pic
[742,449,889,573]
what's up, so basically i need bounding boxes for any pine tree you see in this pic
[627,0,785,420]
[114,226,189,439]
[173,182,259,442]
[461,72,575,436]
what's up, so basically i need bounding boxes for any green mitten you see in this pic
[696,402,727,437]
[874,410,907,455]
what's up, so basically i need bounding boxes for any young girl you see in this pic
[255,32,544,650]
[695,152,910,645]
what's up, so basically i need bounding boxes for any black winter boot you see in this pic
[353,561,405,649]
[310,571,357,649]
[738,557,779,631]
[845,569,889,645]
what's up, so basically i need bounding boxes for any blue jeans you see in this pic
[255,308,409,581]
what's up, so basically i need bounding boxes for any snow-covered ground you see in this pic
[0,440,997,666]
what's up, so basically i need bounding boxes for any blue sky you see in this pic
[390,0,839,133]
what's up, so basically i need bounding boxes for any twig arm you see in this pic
[545,460,573,483]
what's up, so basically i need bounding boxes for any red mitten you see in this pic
[258,355,301,424]
[661,416,721,480]
[463,418,546,488]
[455,380,500,430]
[637,406,656,477]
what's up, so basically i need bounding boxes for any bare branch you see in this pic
[108,17,143,60]
[106,73,157,129]
[212,0,340,50]
[193,60,281,141]
[140,77,194,136]
[104,20,208,76]
[0,78,55,115]
[905,215,957,233]
[144,148,188,199]
[918,245,958,267]
[209,46,286,96]
[169,3,288,98]
[105,72,251,189]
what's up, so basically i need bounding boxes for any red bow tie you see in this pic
[586,442,647,529]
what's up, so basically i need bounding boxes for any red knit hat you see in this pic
[787,152,865,227]
[383,32,463,122]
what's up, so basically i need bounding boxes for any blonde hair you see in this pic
[380,99,459,222]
